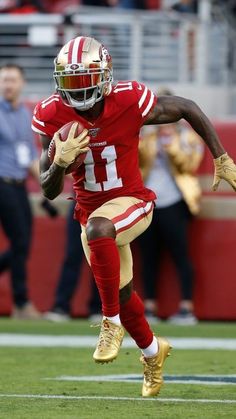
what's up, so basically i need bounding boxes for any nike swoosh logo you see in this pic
[223,166,235,174]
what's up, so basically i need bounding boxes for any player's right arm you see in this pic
[32,96,67,199]
[39,125,90,199]
[39,134,66,200]
[32,96,89,200]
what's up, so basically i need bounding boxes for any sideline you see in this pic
[47,373,236,386]
[0,334,236,349]
[0,394,235,404]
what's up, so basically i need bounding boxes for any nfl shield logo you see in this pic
[88,128,100,137]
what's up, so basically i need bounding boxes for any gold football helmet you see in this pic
[54,36,113,111]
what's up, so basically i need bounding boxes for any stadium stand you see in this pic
[0,4,236,320]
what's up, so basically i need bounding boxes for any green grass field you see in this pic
[0,319,235,418]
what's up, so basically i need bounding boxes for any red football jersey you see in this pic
[32,81,157,224]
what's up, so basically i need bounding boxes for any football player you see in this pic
[32,36,236,397]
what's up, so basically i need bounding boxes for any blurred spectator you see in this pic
[15,0,46,12]
[0,0,46,13]
[0,0,16,12]
[215,0,236,22]
[82,0,118,6]
[138,87,203,325]
[0,64,43,319]
[171,0,198,14]
[0,64,57,318]
[82,0,147,8]
[118,0,146,8]
[145,0,161,9]
[44,200,101,322]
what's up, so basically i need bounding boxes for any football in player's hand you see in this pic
[48,121,87,174]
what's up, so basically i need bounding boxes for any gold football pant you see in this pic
[81,196,154,289]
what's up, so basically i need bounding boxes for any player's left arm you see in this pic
[144,95,236,191]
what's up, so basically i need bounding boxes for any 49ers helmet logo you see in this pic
[70,64,80,70]
[65,63,85,71]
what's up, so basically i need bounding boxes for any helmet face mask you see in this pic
[53,37,113,111]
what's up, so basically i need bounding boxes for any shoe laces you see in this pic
[141,355,159,385]
[97,320,120,349]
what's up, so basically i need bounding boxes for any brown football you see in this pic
[48,121,87,174]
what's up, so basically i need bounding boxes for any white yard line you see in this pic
[0,334,236,349]
[0,394,235,404]
[48,373,236,386]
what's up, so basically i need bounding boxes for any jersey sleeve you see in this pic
[31,94,60,138]
[132,81,157,121]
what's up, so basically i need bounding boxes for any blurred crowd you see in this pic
[0,0,209,325]
[1,0,236,17]
[0,0,199,14]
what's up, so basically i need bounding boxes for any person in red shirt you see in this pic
[32,36,236,397]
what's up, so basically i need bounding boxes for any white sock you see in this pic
[142,336,159,358]
[103,314,121,326]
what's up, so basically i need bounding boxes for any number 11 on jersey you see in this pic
[84,145,123,191]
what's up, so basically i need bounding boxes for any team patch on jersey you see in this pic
[88,128,100,137]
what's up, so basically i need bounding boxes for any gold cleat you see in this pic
[140,336,172,397]
[93,318,124,363]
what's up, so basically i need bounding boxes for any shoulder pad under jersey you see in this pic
[33,94,60,123]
